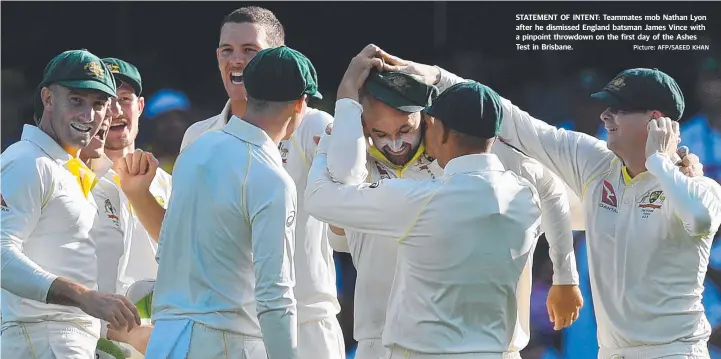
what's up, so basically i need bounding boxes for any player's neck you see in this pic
[243,115,288,145]
[620,152,648,179]
[230,99,247,121]
[105,143,135,165]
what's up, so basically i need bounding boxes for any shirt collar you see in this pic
[21,124,73,162]
[221,100,232,124]
[443,153,505,177]
[223,116,282,166]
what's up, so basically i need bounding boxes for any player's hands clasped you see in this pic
[78,290,141,332]
[645,117,680,159]
[546,284,583,331]
[337,44,388,101]
[114,149,159,198]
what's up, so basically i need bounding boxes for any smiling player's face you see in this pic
[217,22,271,103]
[44,85,109,154]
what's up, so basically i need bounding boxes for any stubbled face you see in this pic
[80,99,117,160]
[600,107,653,157]
[106,82,144,151]
[217,22,271,103]
[361,97,422,166]
[44,85,109,153]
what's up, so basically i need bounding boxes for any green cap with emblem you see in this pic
[364,70,439,113]
[424,81,504,139]
[243,45,322,102]
[33,49,117,124]
[102,57,143,95]
[591,68,685,120]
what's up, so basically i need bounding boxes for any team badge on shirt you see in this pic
[278,142,289,164]
[638,190,665,218]
[1,193,8,212]
[104,199,120,228]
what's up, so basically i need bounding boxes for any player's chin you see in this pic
[225,81,246,100]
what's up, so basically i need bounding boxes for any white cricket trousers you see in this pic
[385,345,522,359]
[355,338,385,359]
[598,340,710,359]
[298,316,346,359]
[145,319,266,359]
[1,321,99,359]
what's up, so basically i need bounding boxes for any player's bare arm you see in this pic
[46,277,141,331]
[115,149,165,241]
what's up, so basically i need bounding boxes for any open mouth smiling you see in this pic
[70,123,93,133]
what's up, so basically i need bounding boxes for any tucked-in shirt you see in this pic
[181,100,340,324]
[152,116,298,359]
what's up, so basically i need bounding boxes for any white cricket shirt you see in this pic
[324,99,579,346]
[307,134,544,354]
[1,125,100,334]
[117,168,171,295]
[88,156,134,295]
[181,100,340,324]
[152,116,298,359]
[455,69,721,348]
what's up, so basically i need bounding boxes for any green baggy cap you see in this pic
[243,46,322,102]
[424,81,504,139]
[102,57,143,95]
[34,49,117,124]
[591,68,685,120]
[364,70,439,113]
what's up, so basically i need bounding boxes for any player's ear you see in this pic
[40,86,53,110]
[137,96,146,115]
[294,95,308,114]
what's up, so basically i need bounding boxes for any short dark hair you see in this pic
[221,6,285,47]
[246,96,295,115]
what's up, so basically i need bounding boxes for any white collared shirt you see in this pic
[322,99,578,346]
[442,62,721,348]
[89,156,134,295]
[181,100,340,324]
[306,133,544,354]
[152,116,298,359]
[1,125,100,333]
[116,168,171,295]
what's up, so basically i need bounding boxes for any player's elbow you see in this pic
[326,162,366,185]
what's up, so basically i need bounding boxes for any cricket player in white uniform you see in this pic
[145,45,319,359]
[1,49,140,359]
[307,54,558,357]
[102,57,172,293]
[325,46,582,359]
[180,7,344,357]
[401,61,721,357]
